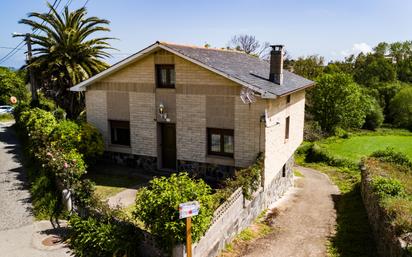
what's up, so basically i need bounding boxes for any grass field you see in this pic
[321,134,412,162]
[88,173,148,199]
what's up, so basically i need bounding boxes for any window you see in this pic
[109,120,130,146]
[286,95,291,104]
[156,64,175,88]
[282,164,286,177]
[207,128,234,157]
[285,116,290,140]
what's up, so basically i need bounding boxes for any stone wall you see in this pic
[361,167,412,257]
[173,155,294,257]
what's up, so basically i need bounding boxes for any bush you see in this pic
[68,214,143,257]
[305,143,356,169]
[50,120,81,151]
[0,67,29,105]
[226,153,263,200]
[77,122,104,163]
[134,173,214,251]
[370,148,412,169]
[371,176,406,198]
[18,108,58,149]
[390,86,412,130]
[30,173,60,219]
[363,99,384,130]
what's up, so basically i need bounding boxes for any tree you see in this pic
[20,2,113,118]
[0,67,29,104]
[308,73,367,133]
[353,53,397,86]
[229,34,270,58]
[389,86,412,130]
[292,55,324,80]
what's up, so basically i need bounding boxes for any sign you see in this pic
[179,201,200,219]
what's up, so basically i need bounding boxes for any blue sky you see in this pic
[1,0,411,68]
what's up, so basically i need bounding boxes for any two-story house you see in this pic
[70,41,313,201]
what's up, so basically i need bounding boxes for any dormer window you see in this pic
[156,64,175,88]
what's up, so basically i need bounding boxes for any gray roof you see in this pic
[162,42,314,96]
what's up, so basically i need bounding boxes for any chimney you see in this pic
[269,45,284,85]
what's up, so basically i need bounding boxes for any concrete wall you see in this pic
[263,91,305,187]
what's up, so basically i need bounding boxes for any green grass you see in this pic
[88,173,147,199]
[0,113,14,122]
[321,135,412,163]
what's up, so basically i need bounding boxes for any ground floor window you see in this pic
[207,128,234,157]
[109,120,130,146]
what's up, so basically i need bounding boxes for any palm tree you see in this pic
[20,2,114,118]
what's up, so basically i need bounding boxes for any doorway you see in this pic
[160,123,176,170]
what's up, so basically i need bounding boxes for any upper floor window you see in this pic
[286,95,291,104]
[207,128,234,157]
[110,120,130,146]
[156,64,175,88]
[285,116,290,140]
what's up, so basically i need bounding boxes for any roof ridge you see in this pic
[158,41,247,54]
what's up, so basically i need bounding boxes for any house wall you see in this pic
[264,90,305,187]
[84,49,266,170]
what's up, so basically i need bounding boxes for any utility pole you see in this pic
[13,33,38,102]
[25,33,38,102]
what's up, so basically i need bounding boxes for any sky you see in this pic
[1,0,412,68]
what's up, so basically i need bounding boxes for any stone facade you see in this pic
[361,167,412,257]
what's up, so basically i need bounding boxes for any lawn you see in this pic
[321,134,412,163]
[88,173,148,199]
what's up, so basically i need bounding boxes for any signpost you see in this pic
[179,201,200,257]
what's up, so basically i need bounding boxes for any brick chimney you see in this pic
[269,45,284,85]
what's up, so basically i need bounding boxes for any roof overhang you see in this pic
[69,41,277,98]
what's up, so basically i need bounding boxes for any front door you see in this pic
[160,123,176,170]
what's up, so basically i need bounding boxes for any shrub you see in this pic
[382,196,412,235]
[226,153,263,200]
[370,148,412,169]
[371,176,406,198]
[30,173,60,219]
[305,143,356,169]
[390,86,412,130]
[19,108,58,149]
[68,214,143,257]
[134,173,214,251]
[50,120,81,151]
[49,120,104,164]
[77,122,104,163]
[363,99,384,130]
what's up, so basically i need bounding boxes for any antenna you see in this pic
[240,87,256,104]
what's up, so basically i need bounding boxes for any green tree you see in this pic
[354,53,397,86]
[292,55,324,80]
[0,67,29,104]
[134,173,214,251]
[389,86,412,130]
[20,2,114,118]
[308,73,367,133]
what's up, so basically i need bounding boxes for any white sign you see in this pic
[179,201,200,219]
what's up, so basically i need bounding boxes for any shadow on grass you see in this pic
[329,183,377,257]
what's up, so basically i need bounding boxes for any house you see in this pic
[70,41,313,196]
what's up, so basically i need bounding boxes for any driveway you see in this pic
[0,122,71,256]
[241,166,340,257]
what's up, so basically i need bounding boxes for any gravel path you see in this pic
[0,122,33,230]
[241,166,340,257]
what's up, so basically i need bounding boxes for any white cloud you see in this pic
[352,43,372,54]
[332,42,373,60]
